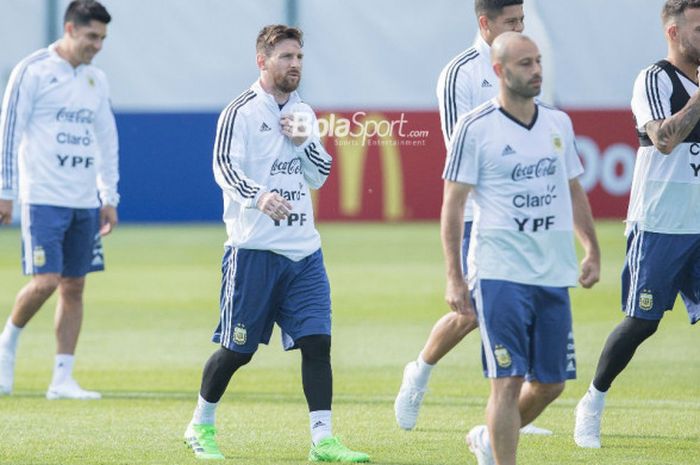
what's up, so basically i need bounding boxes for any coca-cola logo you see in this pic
[270,157,302,176]
[511,157,557,181]
[56,108,94,124]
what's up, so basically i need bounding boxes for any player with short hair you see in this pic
[575,0,700,449]
[183,24,369,462]
[442,32,600,465]
[0,0,118,400]
[395,0,549,436]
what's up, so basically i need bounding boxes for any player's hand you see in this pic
[99,205,118,236]
[445,278,475,317]
[257,191,292,221]
[280,114,308,146]
[0,199,13,225]
[579,253,600,288]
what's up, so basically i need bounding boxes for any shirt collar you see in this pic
[473,34,491,60]
[251,80,301,112]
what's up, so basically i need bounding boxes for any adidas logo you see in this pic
[259,122,272,132]
[501,144,516,156]
[312,421,325,429]
[481,79,493,88]
[50,76,58,84]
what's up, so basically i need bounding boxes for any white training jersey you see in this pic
[627,61,700,235]
[443,99,584,288]
[437,35,499,222]
[0,43,119,208]
[213,80,332,261]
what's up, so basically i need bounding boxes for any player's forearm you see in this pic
[299,140,332,189]
[440,182,469,282]
[570,180,600,259]
[650,91,700,154]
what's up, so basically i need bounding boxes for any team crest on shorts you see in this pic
[233,324,247,345]
[33,246,46,267]
[494,345,512,368]
[639,290,654,311]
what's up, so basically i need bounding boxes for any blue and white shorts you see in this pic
[20,204,104,277]
[213,247,332,353]
[622,227,700,324]
[472,279,576,383]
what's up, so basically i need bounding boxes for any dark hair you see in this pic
[474,0,524,20]
[64,0,111,26]
[256,24,303,56]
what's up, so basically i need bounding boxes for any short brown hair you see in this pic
[256,25,303,56]
[475,0,524,20]
[662,0,700,24]
[64,0,111,26]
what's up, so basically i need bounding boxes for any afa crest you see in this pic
[639,290,654,311]
[33,246,46,267]
[494,345,512,368]
[552,134,563,153]
[233,324,247,345]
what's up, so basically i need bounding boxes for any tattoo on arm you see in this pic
[647,92,700,154]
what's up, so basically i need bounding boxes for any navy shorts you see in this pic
[213,247,332,353]
[622,227,700,324]
[20,204,104,277]
[472,279,576,383]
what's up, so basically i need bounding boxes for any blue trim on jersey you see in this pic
[443,103,496,181]
[442,48,478,138]
[214,90,259,199]
[2,50,51,190]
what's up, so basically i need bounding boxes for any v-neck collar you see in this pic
[499,105,539,130]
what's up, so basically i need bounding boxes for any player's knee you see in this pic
[296,334,331,360]
[621,316,659,342]
[530,381,565,403]
[31,274,61,296]
[58,277,86,301]
[216,346,253,369]
[453,311,478,335]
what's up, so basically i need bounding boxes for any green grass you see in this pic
[0,222,698,465]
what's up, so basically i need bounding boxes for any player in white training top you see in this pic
[575,0,700,449]
[442,33,600,465]
[183,25,369,463]
[396,0,552,436]
[0,0,118,401]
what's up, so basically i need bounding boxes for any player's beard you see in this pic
[680,35,700,65]
[505,68,542,98]
[275,71,301,93]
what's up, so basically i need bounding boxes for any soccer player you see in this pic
[395,0,549,436]
[182,25,369,462]
[575,0,700,449]
[0,0,118,400]
[442,32,600,465]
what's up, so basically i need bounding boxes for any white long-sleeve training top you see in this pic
[213,80,332,261]
[0,42,120,208]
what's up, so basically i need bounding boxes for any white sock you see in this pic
[192,395,218,425]
[585,382,607,411]
[0,318,22,353]
[51,354,74,386]
[310,410,332,445]
[412,354,434,389]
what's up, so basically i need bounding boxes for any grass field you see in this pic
[0,221,698,465]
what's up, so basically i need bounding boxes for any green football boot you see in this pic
[184,423,225,460]
[308,436,370,462]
